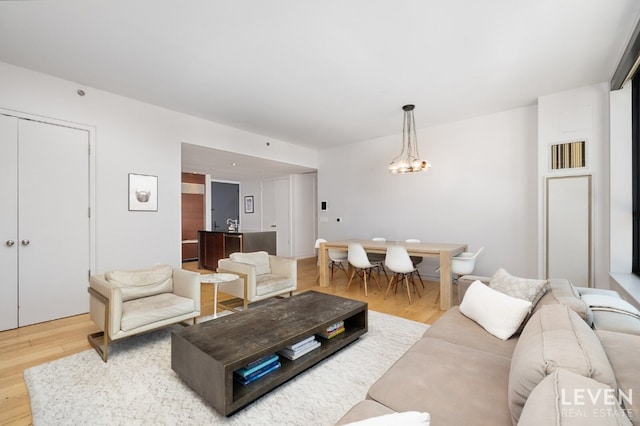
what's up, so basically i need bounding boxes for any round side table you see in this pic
[200,272,240,318]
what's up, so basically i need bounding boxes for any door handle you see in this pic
[6,240,15,247]
[21,239,30,246]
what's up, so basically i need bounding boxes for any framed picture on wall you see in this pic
[244,195,254,214]
[129,173,158,211]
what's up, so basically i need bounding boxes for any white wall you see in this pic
[0,61,317,272]
[291,173,318,258]
[239,180,263,232]
[537,83,610,287]
[318,106,539,278]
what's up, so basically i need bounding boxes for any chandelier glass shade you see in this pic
[388,104,431,174]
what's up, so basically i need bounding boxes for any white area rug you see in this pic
[24,310,428,426]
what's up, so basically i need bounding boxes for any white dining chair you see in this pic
[384,246,422,304]
[367,237,389,283]
[405,238,425,288]
[436,246,485,302]
[314,238,349,282]
[346,242,382,296]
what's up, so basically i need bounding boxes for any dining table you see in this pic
[318,239,468,310]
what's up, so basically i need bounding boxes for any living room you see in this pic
[1,1,640,424]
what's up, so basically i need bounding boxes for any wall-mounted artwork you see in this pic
[129,173,158,211]
[244,195,254,214]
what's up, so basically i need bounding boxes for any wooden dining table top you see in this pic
[320,239,467,256]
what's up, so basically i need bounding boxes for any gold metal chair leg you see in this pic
[87,287,110,362]
[87,331,109,362]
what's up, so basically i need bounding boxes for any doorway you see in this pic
[211,182,239,232]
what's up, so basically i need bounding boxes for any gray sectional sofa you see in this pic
[336,276,640,425]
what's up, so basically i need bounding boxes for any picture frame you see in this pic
[244,195,254,214]
[129,173,158,211]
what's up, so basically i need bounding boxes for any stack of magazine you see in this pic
[317,320,345,339]
[277,335,321,360]
[233,354,281,385]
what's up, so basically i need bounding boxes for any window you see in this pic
[633,74,640,276]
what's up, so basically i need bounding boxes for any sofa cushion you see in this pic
[121,293,196,331]
[508,304,618,424]
[549,278,593,325]
[489,267,548,306]
[592,311,640,336]
[581,294,640,319]
[518,369,632,426]
[423,307,517,359]
[367,337,512,425]
[596,330,640,425]
[105,264,173,302]
[230,251,271,275]
[255,274,294,296]
[459,280,531,340]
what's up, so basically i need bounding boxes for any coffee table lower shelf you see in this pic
[171,291,367,416]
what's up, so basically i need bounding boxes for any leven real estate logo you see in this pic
[561,387,634,419]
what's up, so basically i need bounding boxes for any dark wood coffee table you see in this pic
[171,290,368,416]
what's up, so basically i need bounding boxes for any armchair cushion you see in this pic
[230,251,271,275]
[105,264,173,302]
[256,274,295,296]
[121,293,196,332]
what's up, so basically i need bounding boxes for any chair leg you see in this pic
[371,268,381,291]
[346,269,357,292]
[379,264,390,284]
[338,263,349,280]
[87,287,110,362]
[384,274,396,299]
[87,331,109,362]
[411,273,422,299]
[403,275,412,304]
[363,270,368,296]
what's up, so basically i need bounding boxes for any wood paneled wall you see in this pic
[181,173,205,261]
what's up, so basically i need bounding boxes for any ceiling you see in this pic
[1,1,639,178]
[181,143,316,181]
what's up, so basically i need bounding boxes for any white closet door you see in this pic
[546,175,592,286]
[0,115,18,330]
[18,119,90,326]
[273,178,290,256]
[261,178,291,256]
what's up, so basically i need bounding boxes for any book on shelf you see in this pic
[234,353,279,378]
[286,335,316,351]
[233,360,281,385]
[317,320,346,339]
[278,340,322,360]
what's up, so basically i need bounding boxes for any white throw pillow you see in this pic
[460,280,532,340]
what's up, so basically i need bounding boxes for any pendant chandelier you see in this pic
[388,104,431,174]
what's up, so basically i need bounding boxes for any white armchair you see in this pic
[88,264,201,362]
[217,251,297,308]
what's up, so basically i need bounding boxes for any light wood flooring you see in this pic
[0,257,450,425]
